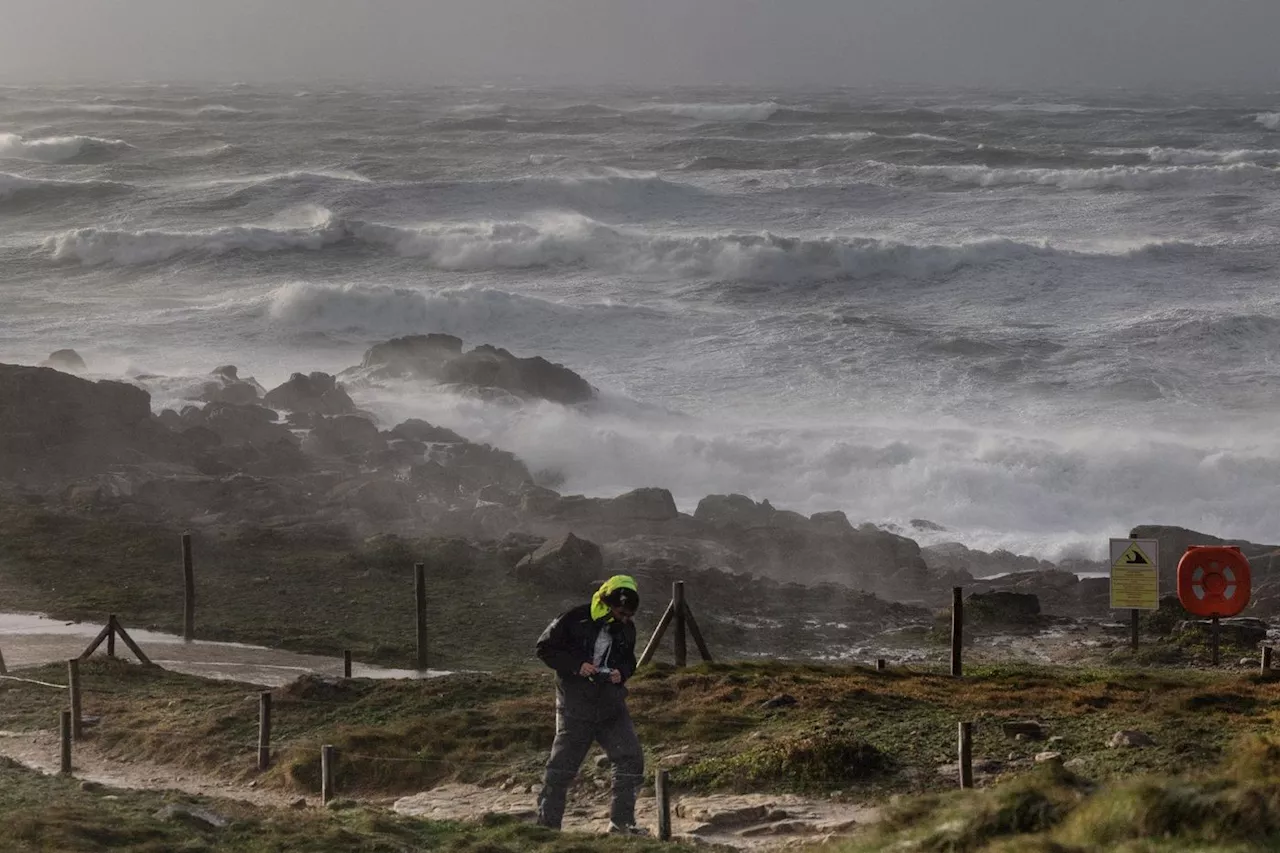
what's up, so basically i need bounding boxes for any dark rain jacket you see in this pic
[536,603,637,721]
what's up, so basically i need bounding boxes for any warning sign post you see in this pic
[1110,538,1160,610]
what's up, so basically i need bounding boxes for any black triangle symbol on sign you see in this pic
[1121,545,1151,566]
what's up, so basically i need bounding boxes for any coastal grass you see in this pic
[0,757,677,853]
[824,735,1280,853]
[5,658,1280,802]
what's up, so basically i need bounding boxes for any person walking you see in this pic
[535,574,647,835]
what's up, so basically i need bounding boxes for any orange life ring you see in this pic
[1176,545,1251,618]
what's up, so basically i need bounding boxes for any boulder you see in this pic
[41,349,87,372]
[514,532,604,589]
[695,494,796,530]
[264,372,359,416]
[967,591,1041,625]
[439,345,595,405]
[328,478,416,521]
[428,440,531,492]
[304,415,386,458]
[388,418,467,445]
[1108,730,1154,748]
[198,365,265,406]
[607,488,680,522]
[1001,720,1045,740]
[360,333,464,379]
[0,363,165,480]
[182,403,294,449]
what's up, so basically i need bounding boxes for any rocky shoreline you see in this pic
[4,336,1279,662]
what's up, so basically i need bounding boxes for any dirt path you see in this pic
[0,728,305,809]
[394,783,879,848]
[0,727,877,848]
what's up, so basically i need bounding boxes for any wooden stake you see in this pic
[60,710,72,774]
[415,563,427,671]
[637,601,675,667]
[106,613,116,658]
[673,581,687,668]
[1130,609,1140,652]
[1263,646,1273,673]
[343,650,353,679]
[656,768,671,841]
[951,587,964,678]
[0,644,7,675]
[258,692,272,771]
[67,659,82,741]
[958,721,973,789]
[78,621,114,660]
[321,745,336,805]
[1211,615,1220,667]
[110,617,154,667]
[684,604,713,663]
[876,659,887,672]
[182,532,195,641]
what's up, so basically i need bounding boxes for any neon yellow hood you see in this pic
[591,575,639,621]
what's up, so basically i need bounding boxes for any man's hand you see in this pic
[578,662,599,677]
[609,670,622,684]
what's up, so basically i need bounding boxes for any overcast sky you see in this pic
[2,0,1278,90]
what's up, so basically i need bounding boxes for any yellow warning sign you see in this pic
[1115,543,1153,567]
[1110,538,1160,610]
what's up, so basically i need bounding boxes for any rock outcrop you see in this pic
[264,372,359,416]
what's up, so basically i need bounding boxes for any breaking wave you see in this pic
[0,132,133,163]
[1093,146,1280,166]
[1255,113,1280,130]
[893,161,1275,190]
[41,209,1198,279]
[0,171,132,204]
[638,102,781,121]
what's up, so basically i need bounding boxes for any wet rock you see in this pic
[388,418,466,445]
[182,403,293,449]
[304,415,386,458]
[289,798,307,809]
[1108,730,1155,748]
[513,532,604,589]
[968,591,1041,626]
[361,333,464,379]
[440,344,595,405]
[328,478,416,521]
[42,349,87,372]
[810,510,855,534]
[264,372,358,416]
[199,365,265,406]
[695,494,804,530]
[607,487,679,522]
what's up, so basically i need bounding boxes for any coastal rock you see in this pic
[41,349,87,372]
[264,372,359,416]
[695,494,806,530]
[967,591,1041,626]
[181,402,294,449]
[198,365,265,406]
[514,532,604,589]
[1108,730,1154,749]
[388,418,467,445]
[361,333,464,379]
[328,478,417,521]
[440,345,595,405]
[304,415,386,458]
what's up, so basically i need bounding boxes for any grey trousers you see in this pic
[536,707,644,830]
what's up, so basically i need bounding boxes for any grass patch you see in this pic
[0,757,679,853]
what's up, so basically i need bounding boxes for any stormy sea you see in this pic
[2,83,1279,560]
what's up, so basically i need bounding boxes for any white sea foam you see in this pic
[42,209,1192,276]
[1093,146,1280,165]
[0,171,129,202]
[1255,112,1280,130]
[0,132,132,162]
[639,102,781,121]
[897,161,1273,190]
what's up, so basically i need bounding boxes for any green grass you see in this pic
[6,658,1280,803]
[0,757,681,853]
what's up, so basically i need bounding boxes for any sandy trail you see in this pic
[0,727,876,848]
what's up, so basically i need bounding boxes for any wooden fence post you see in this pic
[1263,646,1273,674]
[656,768,671,841]
[60,710,72,774]
[673,581,687,668]
[876,659,887,672]
[343,650,353,680]
[67,659,82,741]
[415,563,427,671]
[322,745,336,805]
[951,587,964,678]
[958,721,973,789]
[258,692,272,771]
[0,644,6,675]
[106,613,116,658]
[182,532,195,641]
[1211,615,1220,667]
